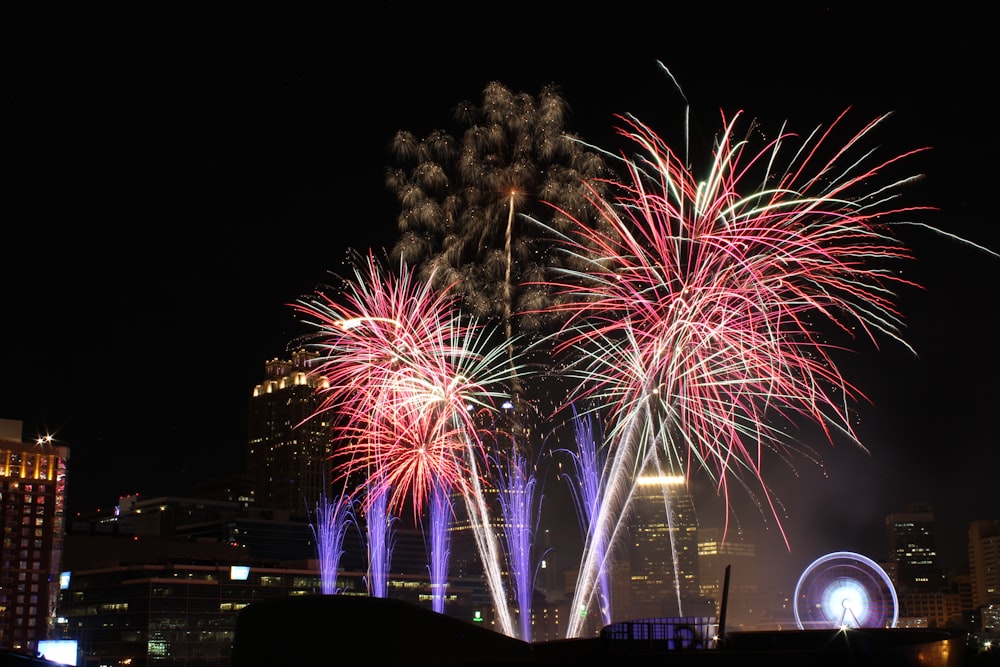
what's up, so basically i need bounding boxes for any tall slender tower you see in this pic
[968,519,1000,611]
[885,503,944,592]
[0,419,69,655]
[247,350,331,519]
[627,474,700,619]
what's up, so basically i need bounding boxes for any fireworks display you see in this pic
[292,249,529,636]
[534,102,934,636]
[292,75,961,640]
[10,15,1000,661]
[291,250,520,518]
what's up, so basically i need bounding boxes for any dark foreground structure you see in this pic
[0,650,64,667]
[230,595,970,667]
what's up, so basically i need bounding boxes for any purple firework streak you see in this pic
[558,406,613,626]
[365,474,396,599]
[492,443,546,642]
[427,481,452,614]
[309,489,356,595]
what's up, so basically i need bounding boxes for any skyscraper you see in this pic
[968,519,1000,611]
[885,503,945,593]
[697,526,757,622]
[0,419,69,655]
[247,350,331,519]
[627,474,700,619]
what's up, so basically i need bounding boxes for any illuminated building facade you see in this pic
[0,419,69,655]
[896,588,965,629]
[247,350,331,519]
[968,519,1000,611]
[627,474,700,619]
[697,527,757,625]
[885,503,945,593]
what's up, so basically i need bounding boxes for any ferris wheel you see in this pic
[793,551,898,630]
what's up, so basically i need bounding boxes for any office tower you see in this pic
[697,526,757,623]
[885,503,944,593]
[247,350,331,519]
[627,474,700,619]
[0,419,69,655]
[968,519,1000,611]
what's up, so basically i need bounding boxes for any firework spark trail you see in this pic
[558,406,613,626]
[310,491,356,594]
[459,446,514,635]
[530,106,933,637]
[492,443,544,641]
[292,250,526,637]
[427,482,452,614]
[564,394,653,634]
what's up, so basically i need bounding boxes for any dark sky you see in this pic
[3,6,997,592]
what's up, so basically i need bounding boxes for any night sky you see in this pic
[3,6,997,593]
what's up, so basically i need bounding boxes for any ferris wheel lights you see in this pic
[793,551,899,630]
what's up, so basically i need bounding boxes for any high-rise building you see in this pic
[885,503,944,593]
[968,519,1000,611]
[0,418,69,655]
[697,526,757,626]
[627,474,700,619]
[247,350,331,519]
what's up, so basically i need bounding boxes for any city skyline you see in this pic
[2,6,998,597]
